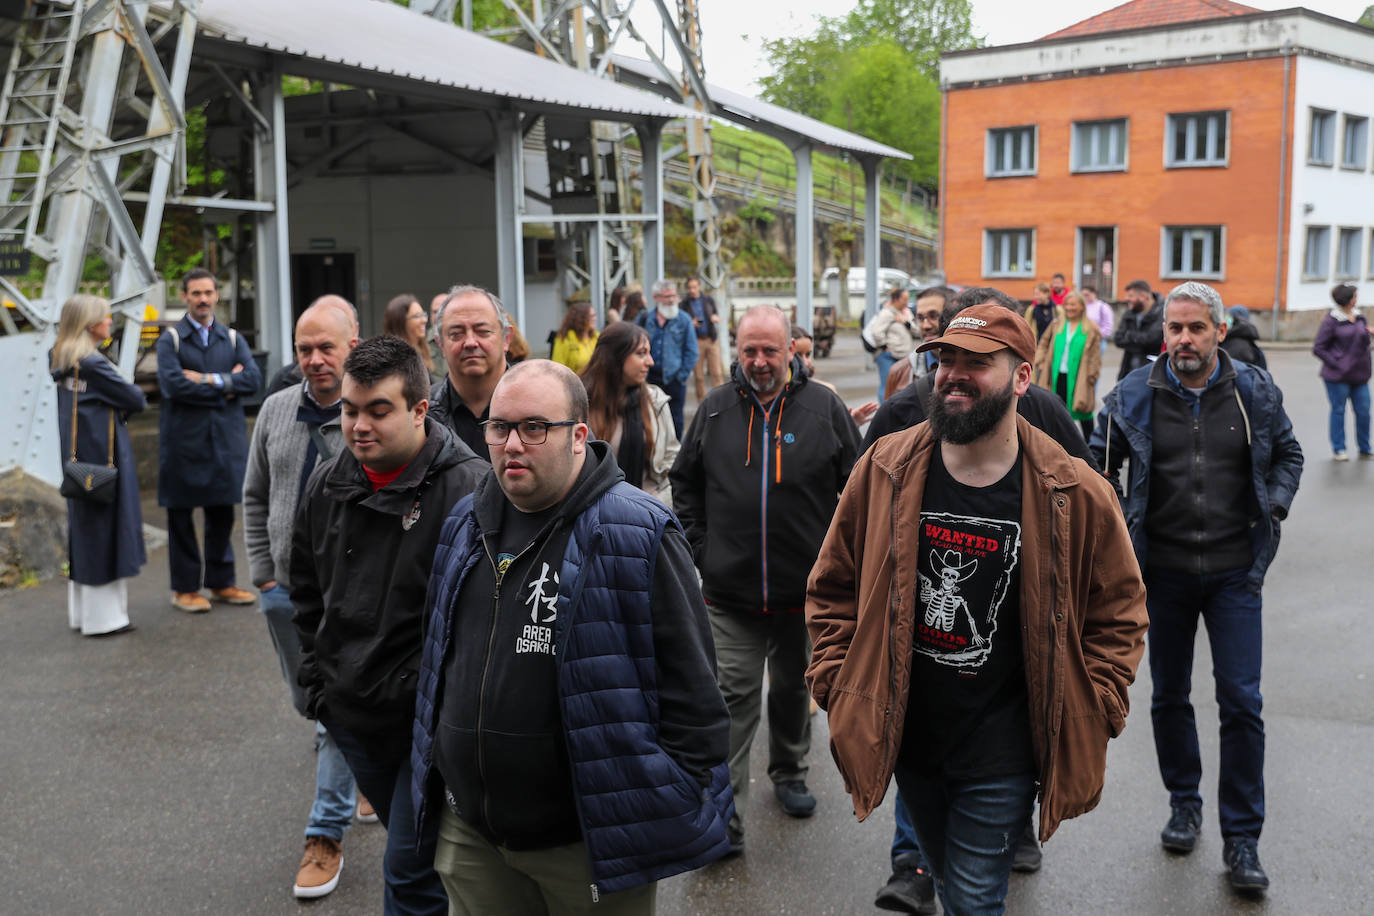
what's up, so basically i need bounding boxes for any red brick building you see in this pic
[938,0,1374,325]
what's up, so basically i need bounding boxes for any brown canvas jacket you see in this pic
[806,415,1147,841]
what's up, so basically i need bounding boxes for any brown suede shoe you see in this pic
[170,592,211,613]
[293,836,342,899]
[355,793,379,823]
[210,586,257,605]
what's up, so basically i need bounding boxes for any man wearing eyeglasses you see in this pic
[410,359,733,914]
[291,336,485,916]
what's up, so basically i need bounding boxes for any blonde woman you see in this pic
[1032,290,1102,440]
[50,295,147,636]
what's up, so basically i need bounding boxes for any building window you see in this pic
[1309,109,1336,166]
[985,229,1035,277]
[1342,115,1369,170]
[1166,112,1228,167]
[1336,228,1363,279]
[1162,226,1224,279]
[986,126,1036,177]
[1304,226,1331,279]
[1072,119,1128,172]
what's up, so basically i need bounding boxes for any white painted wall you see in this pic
[1286,55,1374,311]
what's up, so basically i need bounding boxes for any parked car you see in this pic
[821,266,912,297]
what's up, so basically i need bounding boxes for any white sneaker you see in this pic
[1334,451,1350,462]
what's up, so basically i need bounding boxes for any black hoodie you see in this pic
[670,355,861,612]
[291,419,486,755]
[433,442,726,850]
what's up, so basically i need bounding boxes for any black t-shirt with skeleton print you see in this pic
[899,446,1035,780]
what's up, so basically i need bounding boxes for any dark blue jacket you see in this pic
[1090,351,1303,592]
[156,315,261,507]
[411,455,733,895]
[53,353,147,585]
[638,308,698,385]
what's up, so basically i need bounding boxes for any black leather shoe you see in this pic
[1223,837,1269,893]
[773,780,817,818]
[724,824,744,858]
[874,853,936,914]
[1011,820,1042,873]
[1161,805,1202,853]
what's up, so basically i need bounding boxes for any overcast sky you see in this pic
[674,0,1369,95]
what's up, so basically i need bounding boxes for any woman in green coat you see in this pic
[1032,291,1102,441]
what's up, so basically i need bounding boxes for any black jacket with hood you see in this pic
[670,356,861,612]
[291,418,486,754]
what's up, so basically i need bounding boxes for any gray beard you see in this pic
[929,376,1016,445]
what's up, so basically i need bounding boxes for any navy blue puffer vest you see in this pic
[411,481,733,894]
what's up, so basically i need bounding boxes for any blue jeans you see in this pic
[893,767,1036,916]
[261,584,355,841]
[875,351,897,403]
[891,787,927,867]
[1145,566,1265,840]
[1323,379,1371,454]
[322,718,448,916]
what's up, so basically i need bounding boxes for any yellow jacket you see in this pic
[552,330,598,374]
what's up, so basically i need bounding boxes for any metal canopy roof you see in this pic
[611,55,911,161]
[188,0,703,123]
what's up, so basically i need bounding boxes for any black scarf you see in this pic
[296,387,342,503]
[617,387,646,489]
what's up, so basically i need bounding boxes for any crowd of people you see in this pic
[52,264,1369,915]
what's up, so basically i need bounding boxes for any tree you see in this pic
[823,40,940,186]
[1359,5,1374,28]
[757,0,980,188]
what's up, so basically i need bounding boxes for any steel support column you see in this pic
[637,119,664,297]
[793,142,813,333]
[589,220,605,324]
[862,157,881,328]
[492,110,525,329]
[253,64,291,367]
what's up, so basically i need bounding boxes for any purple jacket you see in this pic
[1312,309,1372,385]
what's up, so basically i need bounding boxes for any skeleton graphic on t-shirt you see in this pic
[913,512,1021,670]
[919,550,986,648]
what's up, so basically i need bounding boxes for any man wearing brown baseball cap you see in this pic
[807,289,1147,913]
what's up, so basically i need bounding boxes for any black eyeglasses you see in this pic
[481,419,578,446]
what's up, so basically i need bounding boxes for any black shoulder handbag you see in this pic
[59,362,119,504]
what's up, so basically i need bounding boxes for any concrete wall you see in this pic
[289,172,498,337]
[1286,55,1374,312]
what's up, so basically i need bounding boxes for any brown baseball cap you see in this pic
[915,304,1037,366]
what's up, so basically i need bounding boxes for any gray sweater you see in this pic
[242,384,342,588]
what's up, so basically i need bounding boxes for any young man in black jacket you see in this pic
[670,305,862,853]
[1113,280,1165,380]
[291,336,485,916]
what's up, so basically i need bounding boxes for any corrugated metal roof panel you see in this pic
[192,0,702,122]
[612,56,911,161]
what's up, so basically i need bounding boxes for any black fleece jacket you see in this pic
[670,357,861,612]
[291,419,486,755]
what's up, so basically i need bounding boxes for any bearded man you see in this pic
[807,300,1147,915]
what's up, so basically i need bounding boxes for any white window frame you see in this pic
[984,228,1036,278]
[1336,227,1363,279]
[1341,115,1369,171]
[1369,230,1374,280]
[1071,118,1129,173]
[1304,226,1331,280]
[1165,111,1229,168]
[1161,225,1225,280]
[1309,108,1336,166]
[986,126,1037,178]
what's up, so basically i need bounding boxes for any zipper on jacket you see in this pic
[1041,487,1062,819]
[878,471,904,794]
[556,529,602,894]
[476,537,535,841]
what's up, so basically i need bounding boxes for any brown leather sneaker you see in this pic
[293,836,343,899]
[355,793,379,824]
[170,592,211,613]
[210,586,257,605]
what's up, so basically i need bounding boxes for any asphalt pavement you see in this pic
[2,330,1370,915]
